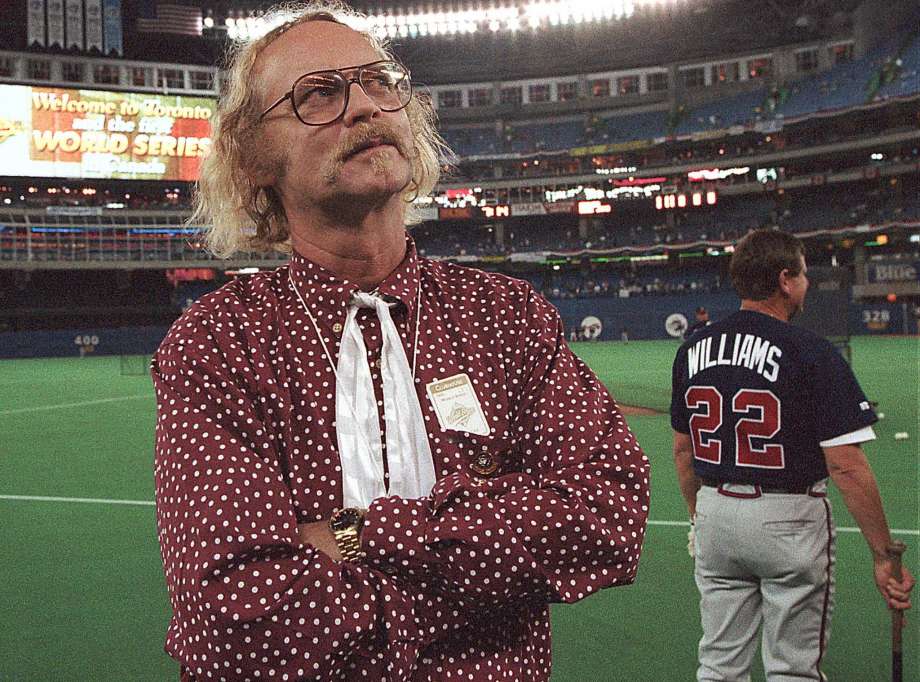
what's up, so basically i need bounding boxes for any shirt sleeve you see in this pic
[153,332,429,679]
[360,289,650,610]
[670,345,690,433]
[808,340,878,443]
[819,425,877,448]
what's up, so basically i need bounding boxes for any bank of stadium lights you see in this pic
[365,6,517,38]
[225,14,278,41]
[220,1,686,41]
[365,1,653,38]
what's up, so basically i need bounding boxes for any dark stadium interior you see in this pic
[0,1,881,76]
[0,0,917,339]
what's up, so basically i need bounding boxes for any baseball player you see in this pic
[670,229,914,681]
[684,306,711,341]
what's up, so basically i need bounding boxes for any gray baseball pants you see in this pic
[694,482,836,681]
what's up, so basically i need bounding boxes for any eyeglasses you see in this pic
[259,59,412,126]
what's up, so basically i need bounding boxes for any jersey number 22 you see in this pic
[685,386,784,469]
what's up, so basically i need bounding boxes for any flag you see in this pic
[136,3,202,36]
[103,0,123,55]
[66,0,85,51]
[27,0,46,47]
[47,0,65,47]
[85,0,104,52]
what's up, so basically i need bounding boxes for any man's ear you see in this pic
[239,115,278,187]
[251,170,276,189]
[245,155,279,190]
[777,268,793,296]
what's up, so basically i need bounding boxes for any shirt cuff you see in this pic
[820,425,877,448]
[361,496,431,569]
[360,472,475,570]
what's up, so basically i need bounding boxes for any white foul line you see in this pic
[0,494,155,506]
[0,495,916,536]
[645,519,920,537]
[0,393,151,416]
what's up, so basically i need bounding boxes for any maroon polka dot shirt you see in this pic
[153,236,650,681]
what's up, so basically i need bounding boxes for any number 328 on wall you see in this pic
[685,386,784,469]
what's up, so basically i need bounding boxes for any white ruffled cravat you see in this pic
[335,291,436,508]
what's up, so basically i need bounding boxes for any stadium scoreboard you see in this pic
[0,84,214,181]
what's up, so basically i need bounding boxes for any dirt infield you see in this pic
[618,404,662,416]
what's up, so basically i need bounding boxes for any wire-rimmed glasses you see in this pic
[259,59,412,126]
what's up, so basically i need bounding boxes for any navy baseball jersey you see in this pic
[683,318,711,341]
[671,310,877,487]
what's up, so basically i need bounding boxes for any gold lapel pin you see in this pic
[470,452,498,476]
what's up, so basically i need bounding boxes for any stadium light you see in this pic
[219,0,684,42]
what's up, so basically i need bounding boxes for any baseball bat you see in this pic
[887,540,907,682]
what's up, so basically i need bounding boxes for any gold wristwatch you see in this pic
[328,507,367,562]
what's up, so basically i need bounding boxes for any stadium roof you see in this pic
[0,0,873,81]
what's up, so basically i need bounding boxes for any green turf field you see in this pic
[0,337,917,680]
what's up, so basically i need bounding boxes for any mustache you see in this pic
[336,124,412,161]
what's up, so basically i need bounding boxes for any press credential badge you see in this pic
[426,373,490,436]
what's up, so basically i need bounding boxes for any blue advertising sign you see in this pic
[867,261,920,284]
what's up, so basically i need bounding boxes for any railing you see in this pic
[0,213,287,268]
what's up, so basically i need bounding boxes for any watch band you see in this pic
[332,526,365,562]
[329,508,366,562]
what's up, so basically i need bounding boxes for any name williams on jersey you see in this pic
[687,333,782,382]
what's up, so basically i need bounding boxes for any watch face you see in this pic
[330,508,363,531]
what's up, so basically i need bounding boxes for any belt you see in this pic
[700,478,816,495]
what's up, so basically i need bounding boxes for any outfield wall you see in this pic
[0,325,168,359]
[0,297,913,358]
[555,295,913,341]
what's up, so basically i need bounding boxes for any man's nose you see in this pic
[342,80,381,126]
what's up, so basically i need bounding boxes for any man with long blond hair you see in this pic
[153,2,650,680]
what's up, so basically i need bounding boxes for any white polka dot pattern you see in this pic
[153,237,650,680]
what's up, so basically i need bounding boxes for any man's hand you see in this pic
[687,516,696,559]
[874,555,915,610]
[673,430,700,518]
[298,520,343,561]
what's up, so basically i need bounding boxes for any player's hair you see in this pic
[729,229,804,300]
[191,0,452,258]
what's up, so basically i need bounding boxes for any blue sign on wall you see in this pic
[867,261,920,284]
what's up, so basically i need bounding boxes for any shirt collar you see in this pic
[288,233,421,317]
[376,235,421,316]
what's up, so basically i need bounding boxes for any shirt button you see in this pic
[470,452,498,476]
[333,323,343,333]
